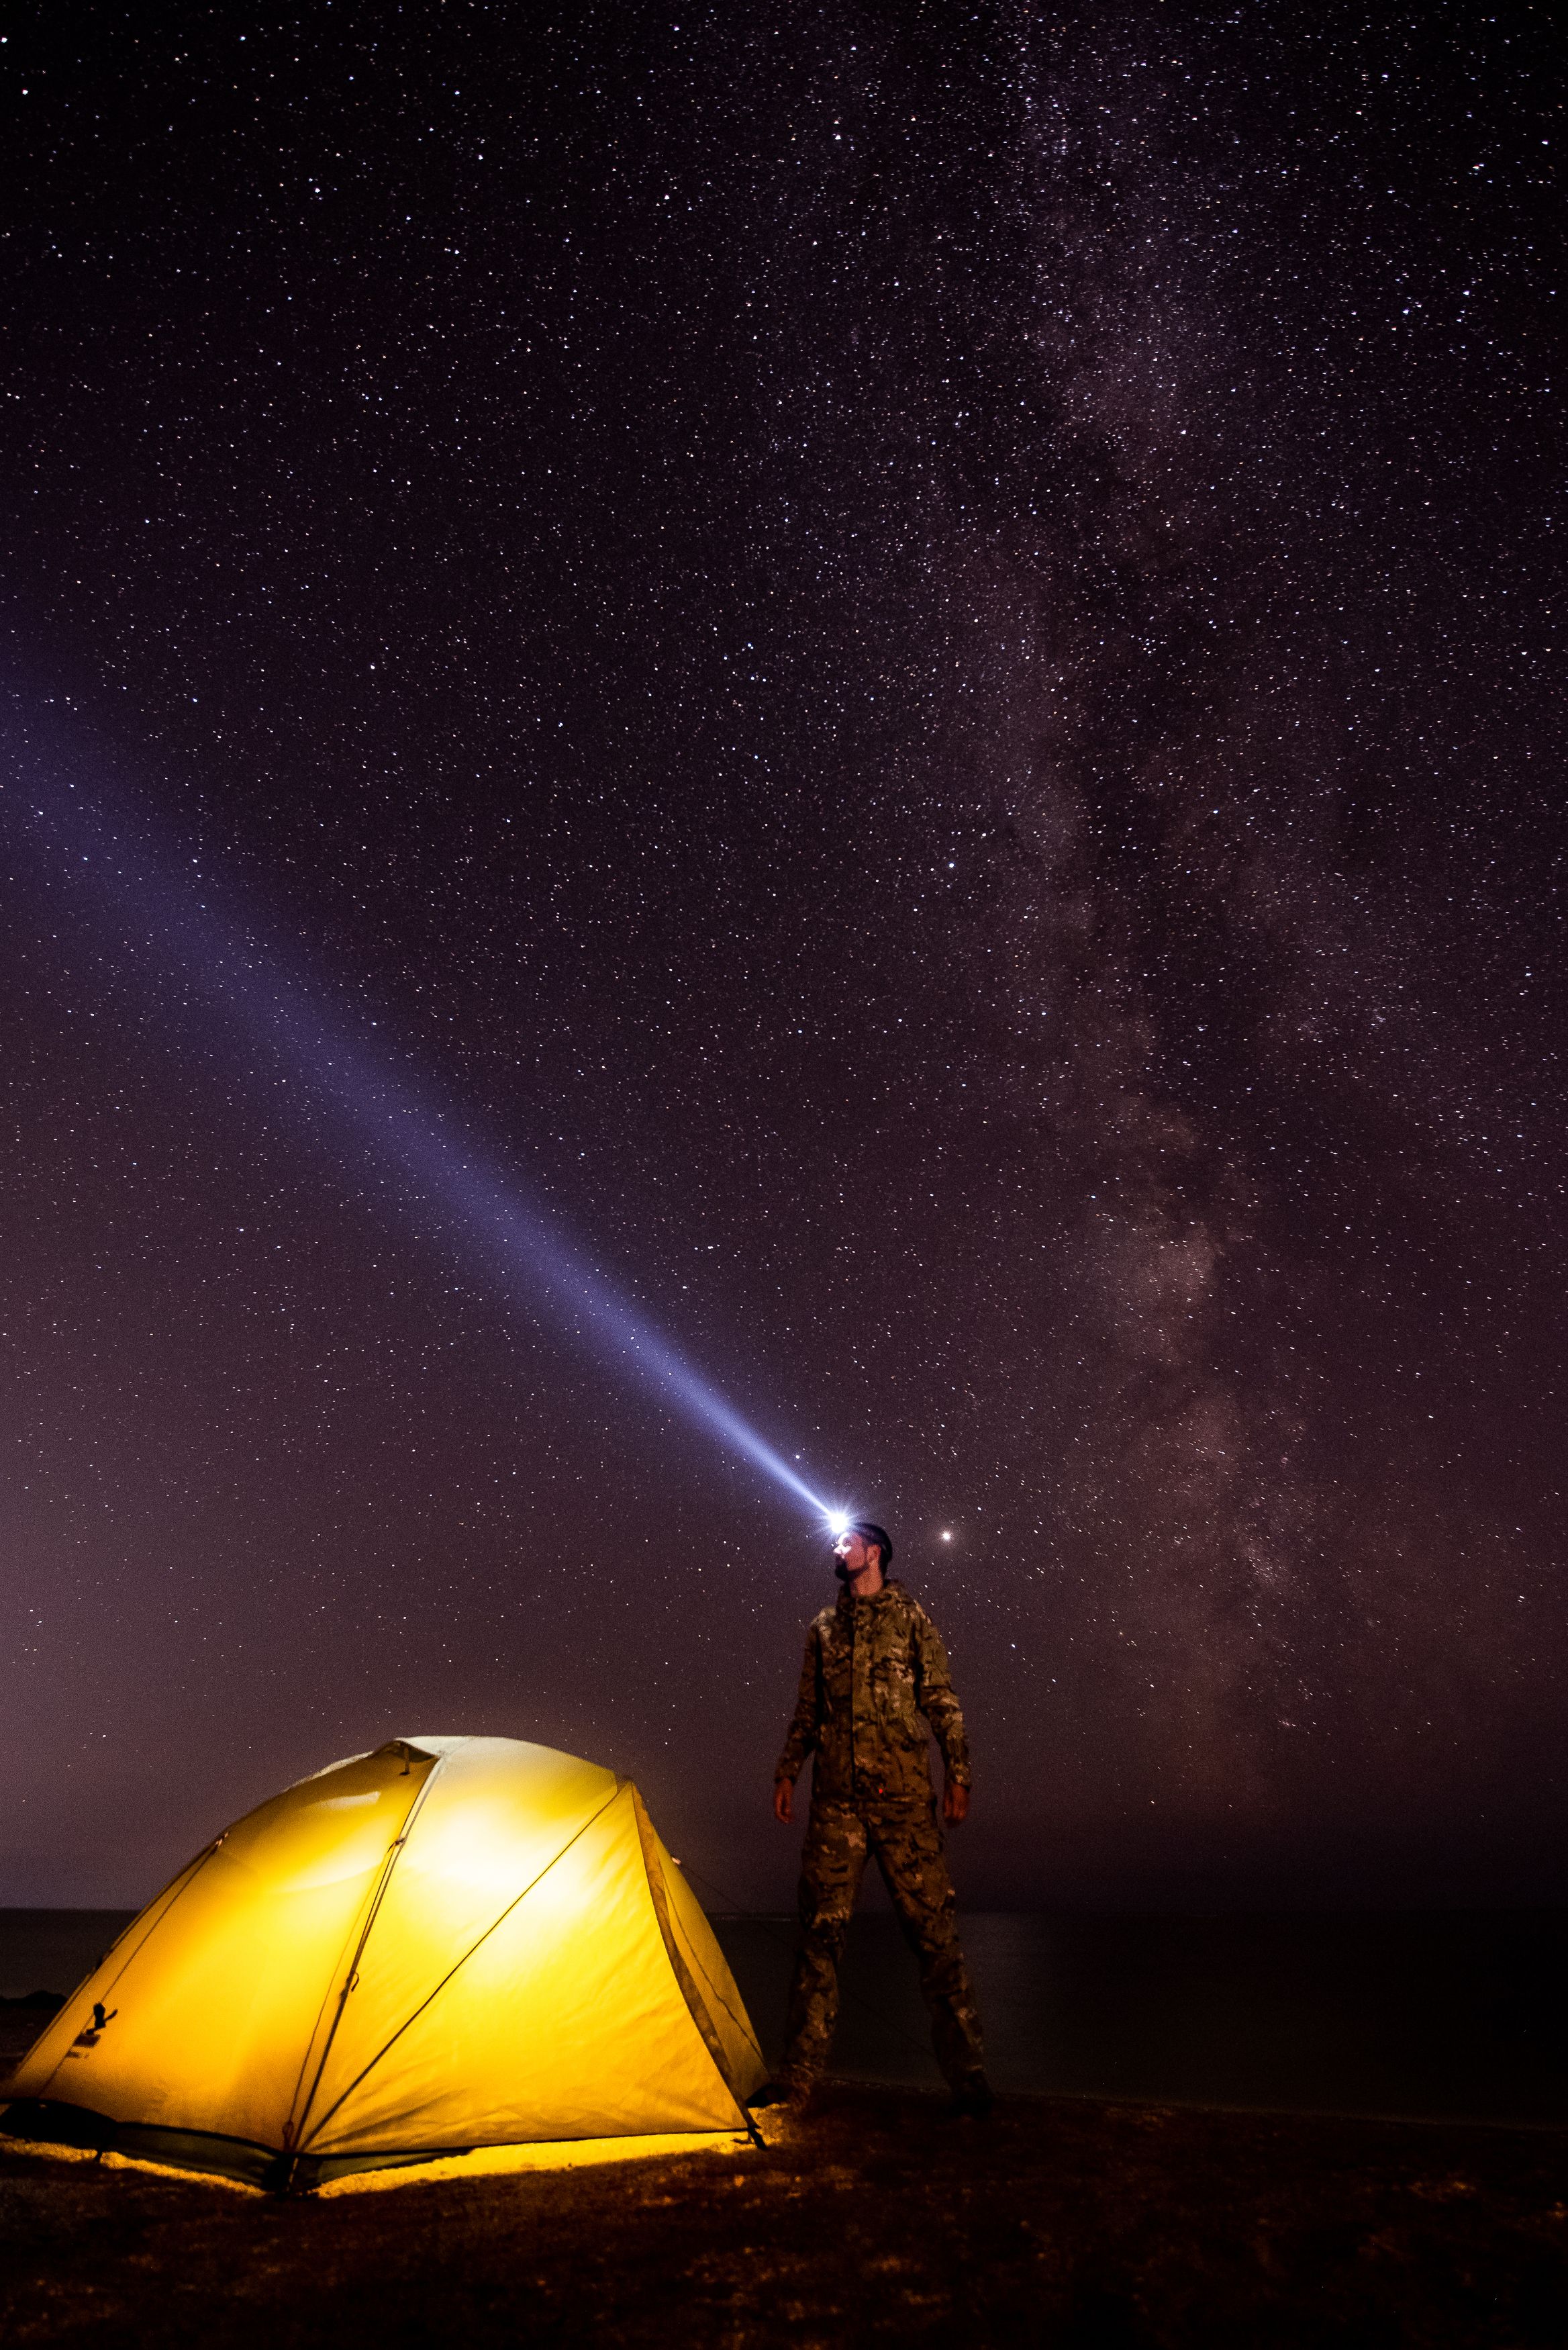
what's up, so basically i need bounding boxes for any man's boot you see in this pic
[948,2073,993,2120]
[748,2070,815,2114]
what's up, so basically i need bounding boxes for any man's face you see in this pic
[834,1530,881,1582]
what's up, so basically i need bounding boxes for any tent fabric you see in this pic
[5,1734,766,2186]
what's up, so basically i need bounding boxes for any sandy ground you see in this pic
[3,2013,1566,2350]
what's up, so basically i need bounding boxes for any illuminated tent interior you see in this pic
[3,1734,767,2190]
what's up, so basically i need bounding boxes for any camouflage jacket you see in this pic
[775,1578,971,1806]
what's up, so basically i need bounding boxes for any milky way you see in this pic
[1,5,1562,1908]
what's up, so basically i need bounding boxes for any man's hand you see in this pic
[773,1778,794,1826]
[943,1781,970,1826]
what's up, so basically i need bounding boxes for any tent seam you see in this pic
[630,1791,754,2126]
[297,1779,625,2152]
[21,1842,226,2103]
[669,1941,765,2071]
[644,1871,766,2065]
[283,1750,452,2151]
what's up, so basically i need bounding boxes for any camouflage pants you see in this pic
[782,1795,984,2089]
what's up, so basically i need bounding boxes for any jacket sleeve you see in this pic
[775,1624,820,1783]
[913,1609,971,1788]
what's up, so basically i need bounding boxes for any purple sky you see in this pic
[2,3,1563,1911]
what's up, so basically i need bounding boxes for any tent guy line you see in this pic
[6,737,846,1535]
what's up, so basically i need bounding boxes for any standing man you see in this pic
[763,1519,991,2116]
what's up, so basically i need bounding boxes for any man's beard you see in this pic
[834,1560,875,1585]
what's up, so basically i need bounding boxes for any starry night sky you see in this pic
[2,4,1563,1912]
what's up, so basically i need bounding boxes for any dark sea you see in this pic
[5,1909,1566,2128]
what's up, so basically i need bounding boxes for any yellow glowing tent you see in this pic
[3,1735,766,2189]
